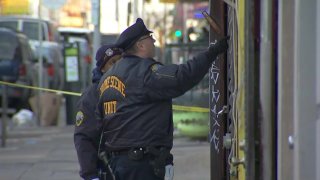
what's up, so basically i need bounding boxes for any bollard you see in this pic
[1,84,8,147]
[58,96,67,127]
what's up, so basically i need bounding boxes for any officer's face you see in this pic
[138,34,156,58]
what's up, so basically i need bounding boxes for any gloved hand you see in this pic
[165,164,174,180]
[205,36,230,60]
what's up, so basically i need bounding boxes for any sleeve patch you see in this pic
[75,111,85,126]
[151,64,162,72]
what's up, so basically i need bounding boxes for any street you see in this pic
[0,125,210,180]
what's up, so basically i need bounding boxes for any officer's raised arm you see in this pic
[143,36,229,100]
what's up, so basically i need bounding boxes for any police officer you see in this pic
[74,44,123,180]
[96,18,229,180]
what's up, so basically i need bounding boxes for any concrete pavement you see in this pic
[0,125,210,180]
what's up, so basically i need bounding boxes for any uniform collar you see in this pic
[123,54,140,58]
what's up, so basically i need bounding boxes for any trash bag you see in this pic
[12,109,35,127]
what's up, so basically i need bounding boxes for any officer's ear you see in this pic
[136,40,144,49]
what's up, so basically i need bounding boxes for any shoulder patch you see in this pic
[151,64,162,72]
[75,111,85,126]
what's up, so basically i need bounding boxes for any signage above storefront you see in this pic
[42,0,66,10]
[160,0,207,3]
[159,0,178,3]
[0,0,30,15]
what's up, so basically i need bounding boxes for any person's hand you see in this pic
[165,164,174,180]
[205,36,229,60]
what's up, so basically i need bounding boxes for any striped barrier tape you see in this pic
[0,80,81,97]
[172,105,209,113]
[0,81,209,113]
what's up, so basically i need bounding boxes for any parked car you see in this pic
[29,41,64,90]
[0,16,60,42]
[0,16,64,90]
[0,27,36,109]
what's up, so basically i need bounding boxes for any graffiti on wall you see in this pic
[210,62,221,153]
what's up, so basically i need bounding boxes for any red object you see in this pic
[85,55,92,64]
[19,64,26,76]
[47,64,55,76]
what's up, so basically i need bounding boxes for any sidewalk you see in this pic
[0,125,210,180]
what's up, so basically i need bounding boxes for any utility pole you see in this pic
[208,1,227,179]
[132,0,140,20]
[37,0,43,126]
[92,0,101,71]
[1,83,8,147]
[38,0,43,88]
[115,0,120,32]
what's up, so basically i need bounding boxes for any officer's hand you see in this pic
[206,36,230,60]
[165,164,174,180]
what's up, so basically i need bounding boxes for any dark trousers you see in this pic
[109,154,163,180]
[98,160,115,180]
[99,168,114,180]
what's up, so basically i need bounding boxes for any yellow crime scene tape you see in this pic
[0,81,209,113]
[172,105,209,112]
[0,80,81,97]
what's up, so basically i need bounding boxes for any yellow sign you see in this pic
[159,0,178,3]
[1,0,30,15]
[159,0,206,3]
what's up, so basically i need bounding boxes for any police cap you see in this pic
[95,44,123,70]
[116,18,153,50]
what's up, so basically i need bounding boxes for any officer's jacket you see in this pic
[74,83,102,179]
[97,52,213,151]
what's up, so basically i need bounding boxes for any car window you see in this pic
[18,37,31,62]
[25,42,35,61]
[47,22,60,42]
[0,21,18,31]
[0,32,19,60]
[22,22,46,41]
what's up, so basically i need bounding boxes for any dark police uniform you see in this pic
[74,81,114,180]
[74,43,124,180]
[96,18,228,180]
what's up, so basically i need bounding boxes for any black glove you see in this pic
[205,36,230,60]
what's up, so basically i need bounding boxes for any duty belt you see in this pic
[108,147,147,158]
[108,146,172,178]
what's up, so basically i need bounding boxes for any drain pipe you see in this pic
[260,0,275,180]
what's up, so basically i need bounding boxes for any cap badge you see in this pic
[105,48,114,57]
